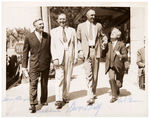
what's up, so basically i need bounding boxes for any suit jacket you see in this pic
[137,47,145,68]
[77,21,105,59]
[22,32,51,72]
[137,47,145,76]
[105,41,127,74]
[50,26,78,65]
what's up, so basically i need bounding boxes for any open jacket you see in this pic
[105,41,128,74]
[50,26,78,65]
[77,21,106,59]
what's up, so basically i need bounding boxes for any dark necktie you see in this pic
[62,27,67,43]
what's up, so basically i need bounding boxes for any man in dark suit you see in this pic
[105,27,127,103]
[22,19,51,113]
[77,9,108,105]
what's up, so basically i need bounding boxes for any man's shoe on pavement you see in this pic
[63,98,69,103]
[55,101,60,106]
[30,105,36,113]
[41,102,48,106]
[55,101,63,109]
[93,95,97,99]
[110,97,118,103]
[87,98,95,105]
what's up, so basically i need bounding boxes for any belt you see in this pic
[89,46,95,49]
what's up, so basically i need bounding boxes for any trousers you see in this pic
[83,47,100,99]
[108,68,124,97]
[29,68,49,105]
[55,50,73,101]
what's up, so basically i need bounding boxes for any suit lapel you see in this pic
[65,27,71,44]
[83,22,89,39]
[41,33,47,49]
[114,41,120,51]
[32,32,41,46]
[110,42,115,60]
[94,23,98,40]
[58,27,65,44]
[113,41,120,60]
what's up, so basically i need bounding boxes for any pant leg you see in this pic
[40,68,49,104]
[55,66,64,102]
[108,69,118,98]
[63,50,72,99]
[88,48,100,96]
[92,58,100,95]
[84,48,95,99]
[29,71,39,105]
[116,71,124,88]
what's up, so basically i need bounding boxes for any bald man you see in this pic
[50,13,78,109]
[77,9,108,105]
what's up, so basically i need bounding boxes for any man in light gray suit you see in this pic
[51,13,78,109]
[77,9,107,105]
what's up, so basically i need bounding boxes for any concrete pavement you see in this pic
[2,62,148,117]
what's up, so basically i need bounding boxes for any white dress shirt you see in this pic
[112,40,117,49]
[34,31,42,43]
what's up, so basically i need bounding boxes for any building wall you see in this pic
[129,6,147,83]
[2,3,41,56]
[2,3,41,31]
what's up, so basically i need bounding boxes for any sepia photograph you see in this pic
[1,1,148,117]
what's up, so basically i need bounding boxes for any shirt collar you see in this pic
[34,30,42,36]
[112,40,117,45]
[59,26,68,30]
[86,20,90,25]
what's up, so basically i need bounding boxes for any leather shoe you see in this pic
[110,98,118,103]
[93,95,97,99]
[41,102,48,106]
[87,99,95,105]
[30,105,36,113]
[55,101,63,109]
[63,98,69,103]
[55,101,60,106]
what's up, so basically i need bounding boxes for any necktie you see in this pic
[62,27,67,43]
[89,23,93,41]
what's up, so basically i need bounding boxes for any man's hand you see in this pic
[102,35,108,44]
[101,35,108,49]
[101,43,106,50]
[53,59,59,67]
[78,50,84,60]
[115,50,122,60]
[74,58,78,64]
[115,50,121,56]
[22,67,29,78]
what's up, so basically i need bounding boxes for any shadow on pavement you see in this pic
[119,89,131,97]
[96,87,110,96]
[70,87,110,100]
[70,90,87,100]
[36,95,55,111]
